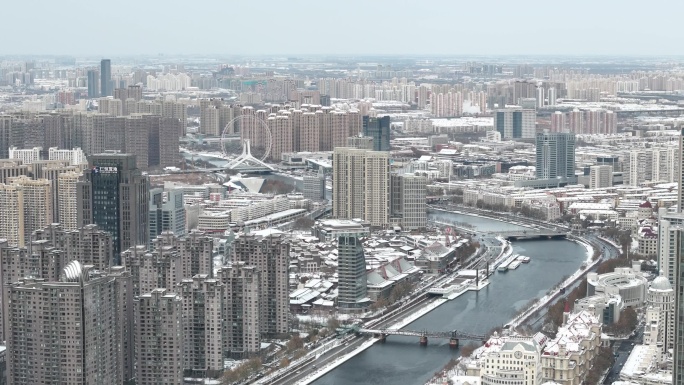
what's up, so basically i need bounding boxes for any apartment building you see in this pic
[135,288,184,385]
[232,231,289,337]
[6,263,133,384]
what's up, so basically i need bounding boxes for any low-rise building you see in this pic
[541,310,602,385]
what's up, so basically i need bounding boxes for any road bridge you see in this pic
[491,229,567,240]
[355,328,485,347]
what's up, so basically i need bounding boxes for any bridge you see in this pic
[354,328,485,347]
[225,140,275,173]
[488,229,567,240]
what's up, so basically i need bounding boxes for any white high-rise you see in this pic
[589,165,612,189]
[0,176,52,247]
[58,171,80,231]
[333,148,390,227]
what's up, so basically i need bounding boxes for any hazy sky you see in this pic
[4,0,684,56]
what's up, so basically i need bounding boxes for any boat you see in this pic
[508,261,522,269]
[497,265,508,272]
[517,255,531,263]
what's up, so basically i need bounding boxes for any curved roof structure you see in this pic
[650,276,672,292]
[60,260,84,282]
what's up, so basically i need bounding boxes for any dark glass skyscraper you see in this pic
[77,153,149,263]
[337,233,369,309]
[100,59,112,97]
[87,69,99,98]
[362,116,390,151]
[535,131,576,180]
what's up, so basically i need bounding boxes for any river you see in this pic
[312,210,587,385]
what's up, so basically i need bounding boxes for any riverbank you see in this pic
[507,236,595,329]
[298,297,450,385]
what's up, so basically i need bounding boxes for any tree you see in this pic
[327,317,340,331]
[459,342,478,357]
[280,357,291,368]
[605,307,638,336]
[286,334,304,352]
[293,216,315,231]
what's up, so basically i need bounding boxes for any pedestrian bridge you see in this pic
[355,328,485,347]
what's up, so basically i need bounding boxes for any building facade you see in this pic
[337,233,369,309]
[5,262,133,385]
[535,131,576,180]
[232,232,289,336]
[77,153,149,263]
[135,288,184,385]
[333,148,390,228]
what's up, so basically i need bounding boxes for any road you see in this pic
[603,326,644,384]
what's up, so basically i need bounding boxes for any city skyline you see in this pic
[3,0,684,56]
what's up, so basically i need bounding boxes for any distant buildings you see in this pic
[87,69,99,98]
[624,147,679,186]
[100,59,112,97]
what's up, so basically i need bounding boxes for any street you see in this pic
[603,326,644,384]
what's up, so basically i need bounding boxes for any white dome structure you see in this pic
[649,276,672,292]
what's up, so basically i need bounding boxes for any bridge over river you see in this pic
[487,229,568,240]
[342,327,485,348]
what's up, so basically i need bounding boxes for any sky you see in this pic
[3,0,684,57]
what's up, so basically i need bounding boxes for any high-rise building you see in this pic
[390,173,427,230]
[148,187,186,244]
[87,69,100,98]
[303,170,326,201]
[135,288,184,385]
[347,135,374,150]
[333,148,390,227]
[218,262,261,357]
[674,230,684,385]
[547,87,557,106]
[494,109,536,139]
[0,176,52,247]
[645,276,675,353]
[6,262,133,385]
[77,153,150,262]
[624,147,679,186]
[178,230,214,280]
[178,274,224,378]
[535,131,576,181]
[57,171,81,230]
[232,232,289,336]
[122,242,181,298]
[677,127,684,212]
[550,111,566,132]
[337,233,369,309]
[589,165,612,189]
[200,105,220,136]
[100,59,112,97]
[32,223,115,270]
[362,116,390,151]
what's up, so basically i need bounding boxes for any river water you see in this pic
[313,210,587,385]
